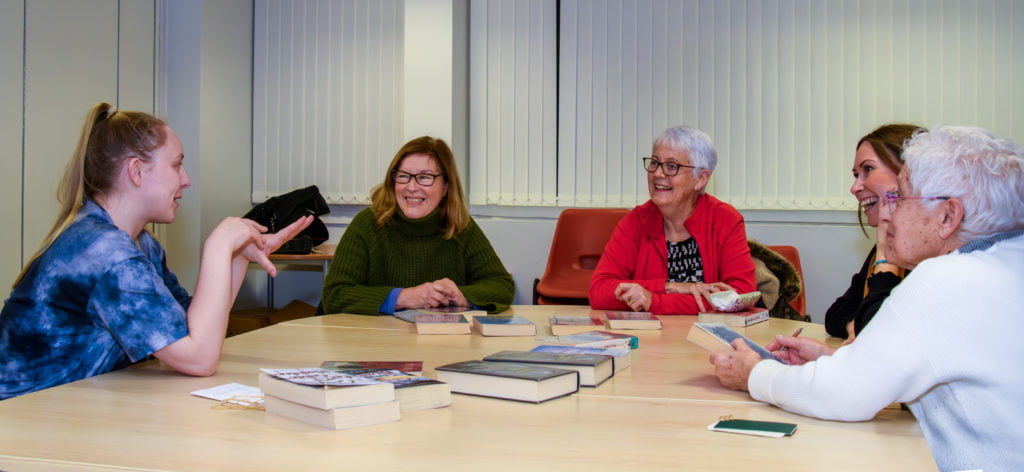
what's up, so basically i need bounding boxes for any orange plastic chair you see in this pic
[534,208,629,305]
[766,245,806,316]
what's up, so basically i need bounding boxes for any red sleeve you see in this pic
[588,209,662,310]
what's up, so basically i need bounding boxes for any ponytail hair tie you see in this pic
[106,106,118,119]
[873,259,888,267]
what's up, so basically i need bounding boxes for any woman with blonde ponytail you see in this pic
[0,103,311,399]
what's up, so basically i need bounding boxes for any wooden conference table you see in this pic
[0,306,934,471]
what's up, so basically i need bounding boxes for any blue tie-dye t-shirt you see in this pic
[0,200,191,399]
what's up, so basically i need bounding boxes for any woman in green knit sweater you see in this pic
[320,136,514,315]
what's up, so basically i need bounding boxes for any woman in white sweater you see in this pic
[708,125,1024,472]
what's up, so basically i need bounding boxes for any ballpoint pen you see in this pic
[779,327,803,351]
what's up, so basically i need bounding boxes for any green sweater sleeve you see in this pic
[456,219,515,313]
[320,208,514,315]
[321,209,393,315]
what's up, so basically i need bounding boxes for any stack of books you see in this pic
[259,368,401,430]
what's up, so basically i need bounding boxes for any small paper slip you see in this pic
[191,383,263,405]
[707,418,798,438]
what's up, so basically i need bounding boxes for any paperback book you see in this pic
[482,350,613,387]
[435,360,580,403]
[604,311,663,330]
[471,315,537,336]
[338,368,452,412]
[530,345,633,373]
[263,395,401,431]
[686,323,786,364]
[258,368,395,410]
[394,306,487,323]
[707,418,798,438]
[413,314,471,335]
[697,306,770,327]
[548,315,605,336]
[320,360,424,376]
[535,330,639,350]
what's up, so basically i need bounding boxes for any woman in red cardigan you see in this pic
[589,126,756,315]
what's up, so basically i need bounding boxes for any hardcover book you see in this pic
[471,315,537,337]
[338,368,452,412]
[697,306,770,327]
[435,360,580,403]
[263,395,401,431]
[413,314,471,335]
[535,330,639,350]
[604,311,663,330]
[258,368,395,410]
[482,350,613,387]
[320,361,424,376]
[686,323,786,364]
[530,345,633,373]
[548,315,605,336]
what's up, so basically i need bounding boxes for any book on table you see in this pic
[320,360,424,376]
[548,315,604,336]
[697,306,769,327]
[686,323,787,364]
[337,368,452,412]
[707,418,798,438]
[258,368,400,430]
[535,330,639,350]
[471,315,537,336]
[530,344,633,373]
[394,306,487,323]
[258,368,396,410]
[482,350,613,387]
[263,396,401,431]
[435,360,580,403]
[604,311,663,330]
[412,314,471,335]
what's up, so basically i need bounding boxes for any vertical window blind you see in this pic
[468,0,559,206]
[254,0,1020,210]
[253,0,404,204]
[470,0,1021,210]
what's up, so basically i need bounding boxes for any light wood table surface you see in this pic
[0,306,934,471]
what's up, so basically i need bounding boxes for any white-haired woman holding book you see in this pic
[707,125,1024,471]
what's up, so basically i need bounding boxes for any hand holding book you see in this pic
[707,339,770,392]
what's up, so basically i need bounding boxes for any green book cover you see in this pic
[707,419,798,438]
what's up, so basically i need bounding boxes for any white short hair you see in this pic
[652,126,718,177]
[903,125,1024,243]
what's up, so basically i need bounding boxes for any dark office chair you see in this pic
[533,208,628,305]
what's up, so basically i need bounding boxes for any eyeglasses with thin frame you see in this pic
[393,170,445,186]
[642,157,697,177]
[884,190,951,214]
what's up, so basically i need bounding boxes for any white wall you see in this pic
[158,0,254,291]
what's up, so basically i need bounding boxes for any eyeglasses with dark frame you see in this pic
[392,170,445,186]
[641,157,697,177]
[884,190,951,214]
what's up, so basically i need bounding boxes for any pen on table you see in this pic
[779,327,803,351]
